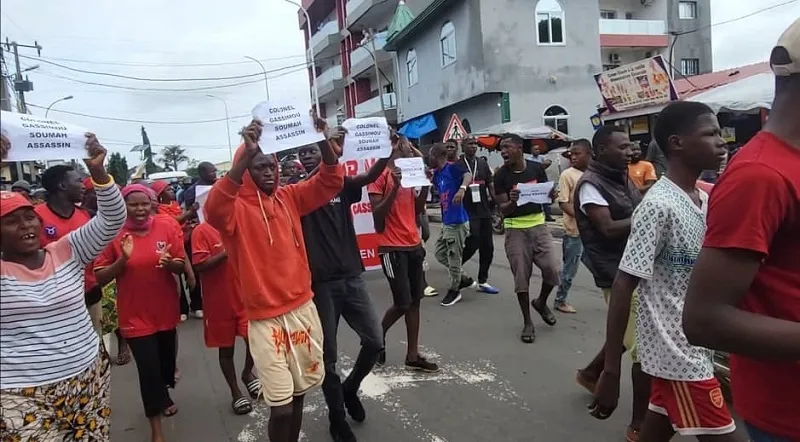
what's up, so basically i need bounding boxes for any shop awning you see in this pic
[691,73,774,114]
[470,121,571,140]
[398,113,437,139]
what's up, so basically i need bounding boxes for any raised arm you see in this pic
[68,135,126,266]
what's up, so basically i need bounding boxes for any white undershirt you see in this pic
[579,183,609,214]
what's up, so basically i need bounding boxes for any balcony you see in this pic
[349,33,393,78]
[346,0,398,31]
[309,21,340,59]
[599,19,669,48]
[315,65,345,100]
[355,92,397,122]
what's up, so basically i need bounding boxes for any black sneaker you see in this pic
[375,349,386,367]
[405,356,440,373]
[342,380,366,422]
[440,290,462,307]
[329,418,357,442]
[459,275,477,290]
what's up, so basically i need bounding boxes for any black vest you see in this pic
[574,161,642,288]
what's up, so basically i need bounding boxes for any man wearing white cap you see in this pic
[683,18,800,442]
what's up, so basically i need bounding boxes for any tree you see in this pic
[107,152,129,185]
[159,145,189,172]
[184,159,200,178]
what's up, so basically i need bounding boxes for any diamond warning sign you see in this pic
[442,114,467,142]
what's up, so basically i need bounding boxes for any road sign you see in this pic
[442,114,467,142]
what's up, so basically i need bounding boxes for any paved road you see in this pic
[111,224,694,441]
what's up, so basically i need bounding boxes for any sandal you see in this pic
[232,397,253,415]
[245,378,261,400]
[555,303,577,314]
[532,299,557,326]
[116,348,131,366]
[520,325,535,344]
[625,426,640,442]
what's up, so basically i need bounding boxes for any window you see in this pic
[681,58,700,76]
[600,10,616,19]
[543,105,569,134]
[440,21,457,67]
[406,49,418,86]
[678,1,697,19]
[536,0,565,45]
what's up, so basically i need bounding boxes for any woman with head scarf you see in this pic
[94,184,186,442]
[1,135,125,440]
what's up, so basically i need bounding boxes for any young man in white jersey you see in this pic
[590,101,746,441]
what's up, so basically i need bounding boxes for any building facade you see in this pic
[298,0,711,140]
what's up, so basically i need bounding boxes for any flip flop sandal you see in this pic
[520,328,535,344]
[245,379,261,400]
[116,350,131,366]
[232,397,253,415]
[555,303,577,314]
[532,300,558,326]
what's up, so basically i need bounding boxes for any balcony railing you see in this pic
[350,33,387,71]
[355,92,397,117]
[346,0,370,23]
[317,65,343,84]
[598,18,666,35]
[310,20,339,53]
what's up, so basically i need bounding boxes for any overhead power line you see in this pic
[26,54,308,68]
[675,0,797,36]
[27,103,252,125]
[9,51,323,82]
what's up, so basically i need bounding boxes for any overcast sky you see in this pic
[1,0,797,166]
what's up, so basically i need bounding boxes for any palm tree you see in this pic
[159,145,189,171]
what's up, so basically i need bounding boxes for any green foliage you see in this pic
[106,152,129,185]
[159,145,189,172]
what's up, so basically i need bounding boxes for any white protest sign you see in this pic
[0,111,90,162]
[395,157,431,188]
[340,117,392,161]
[251,100,324,155]
[517,182,554,206]
[195,185,212,224]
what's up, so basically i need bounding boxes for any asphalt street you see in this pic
[110,223,696,442]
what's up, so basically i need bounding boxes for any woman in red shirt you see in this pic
[95,184,185,442]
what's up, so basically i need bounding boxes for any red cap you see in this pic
[1,191,34,218]
[150,180,169,196]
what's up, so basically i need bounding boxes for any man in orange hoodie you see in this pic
[206,119,344,442]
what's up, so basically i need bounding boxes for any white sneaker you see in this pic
[190,310,204,319]
[423,286,439,297]
[180,314,188,322]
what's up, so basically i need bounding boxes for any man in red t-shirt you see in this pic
[191,221,259,415]
[683,21,800,442]
[367,138,439,373]
[35,165,103,334]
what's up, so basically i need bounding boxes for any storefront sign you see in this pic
[594,55,678,113]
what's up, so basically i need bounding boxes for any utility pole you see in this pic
[4,39,42,182]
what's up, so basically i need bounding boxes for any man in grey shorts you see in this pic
[492,134,560,343]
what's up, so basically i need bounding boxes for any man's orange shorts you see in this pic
[648,377,736,436]
[204,316,248,348]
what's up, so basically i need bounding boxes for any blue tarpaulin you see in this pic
[398,114,437,139]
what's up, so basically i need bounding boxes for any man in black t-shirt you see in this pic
[493,134,560,344]
[299,138,392,442]
[458,137,499,293]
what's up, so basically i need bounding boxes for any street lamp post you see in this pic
[244,56,271,100]
[45,95,73,117]
[284,0,320,115]
[205,94,233,162]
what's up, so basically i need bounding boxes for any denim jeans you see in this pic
[746,423,792,442]
[555,235,583,305]
[312,276,383,423]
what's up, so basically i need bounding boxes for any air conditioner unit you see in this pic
[609,53,621,64]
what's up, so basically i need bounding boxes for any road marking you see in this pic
[238,345,529,441]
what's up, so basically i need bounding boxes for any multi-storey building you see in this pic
[298,0,711,139]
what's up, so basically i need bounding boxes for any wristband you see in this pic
[91,175,115,189]
[459,185,467,191]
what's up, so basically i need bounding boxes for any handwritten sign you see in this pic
[251,99,324,154]
[394,157,431,188]
[340,117,391,161]
[195,185,212,223]
[0,111,90,162]
[517,182,554,206]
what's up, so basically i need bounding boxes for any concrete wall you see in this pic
[479,0,603,139]
[667,0,712,75]
[396,0,487,122]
